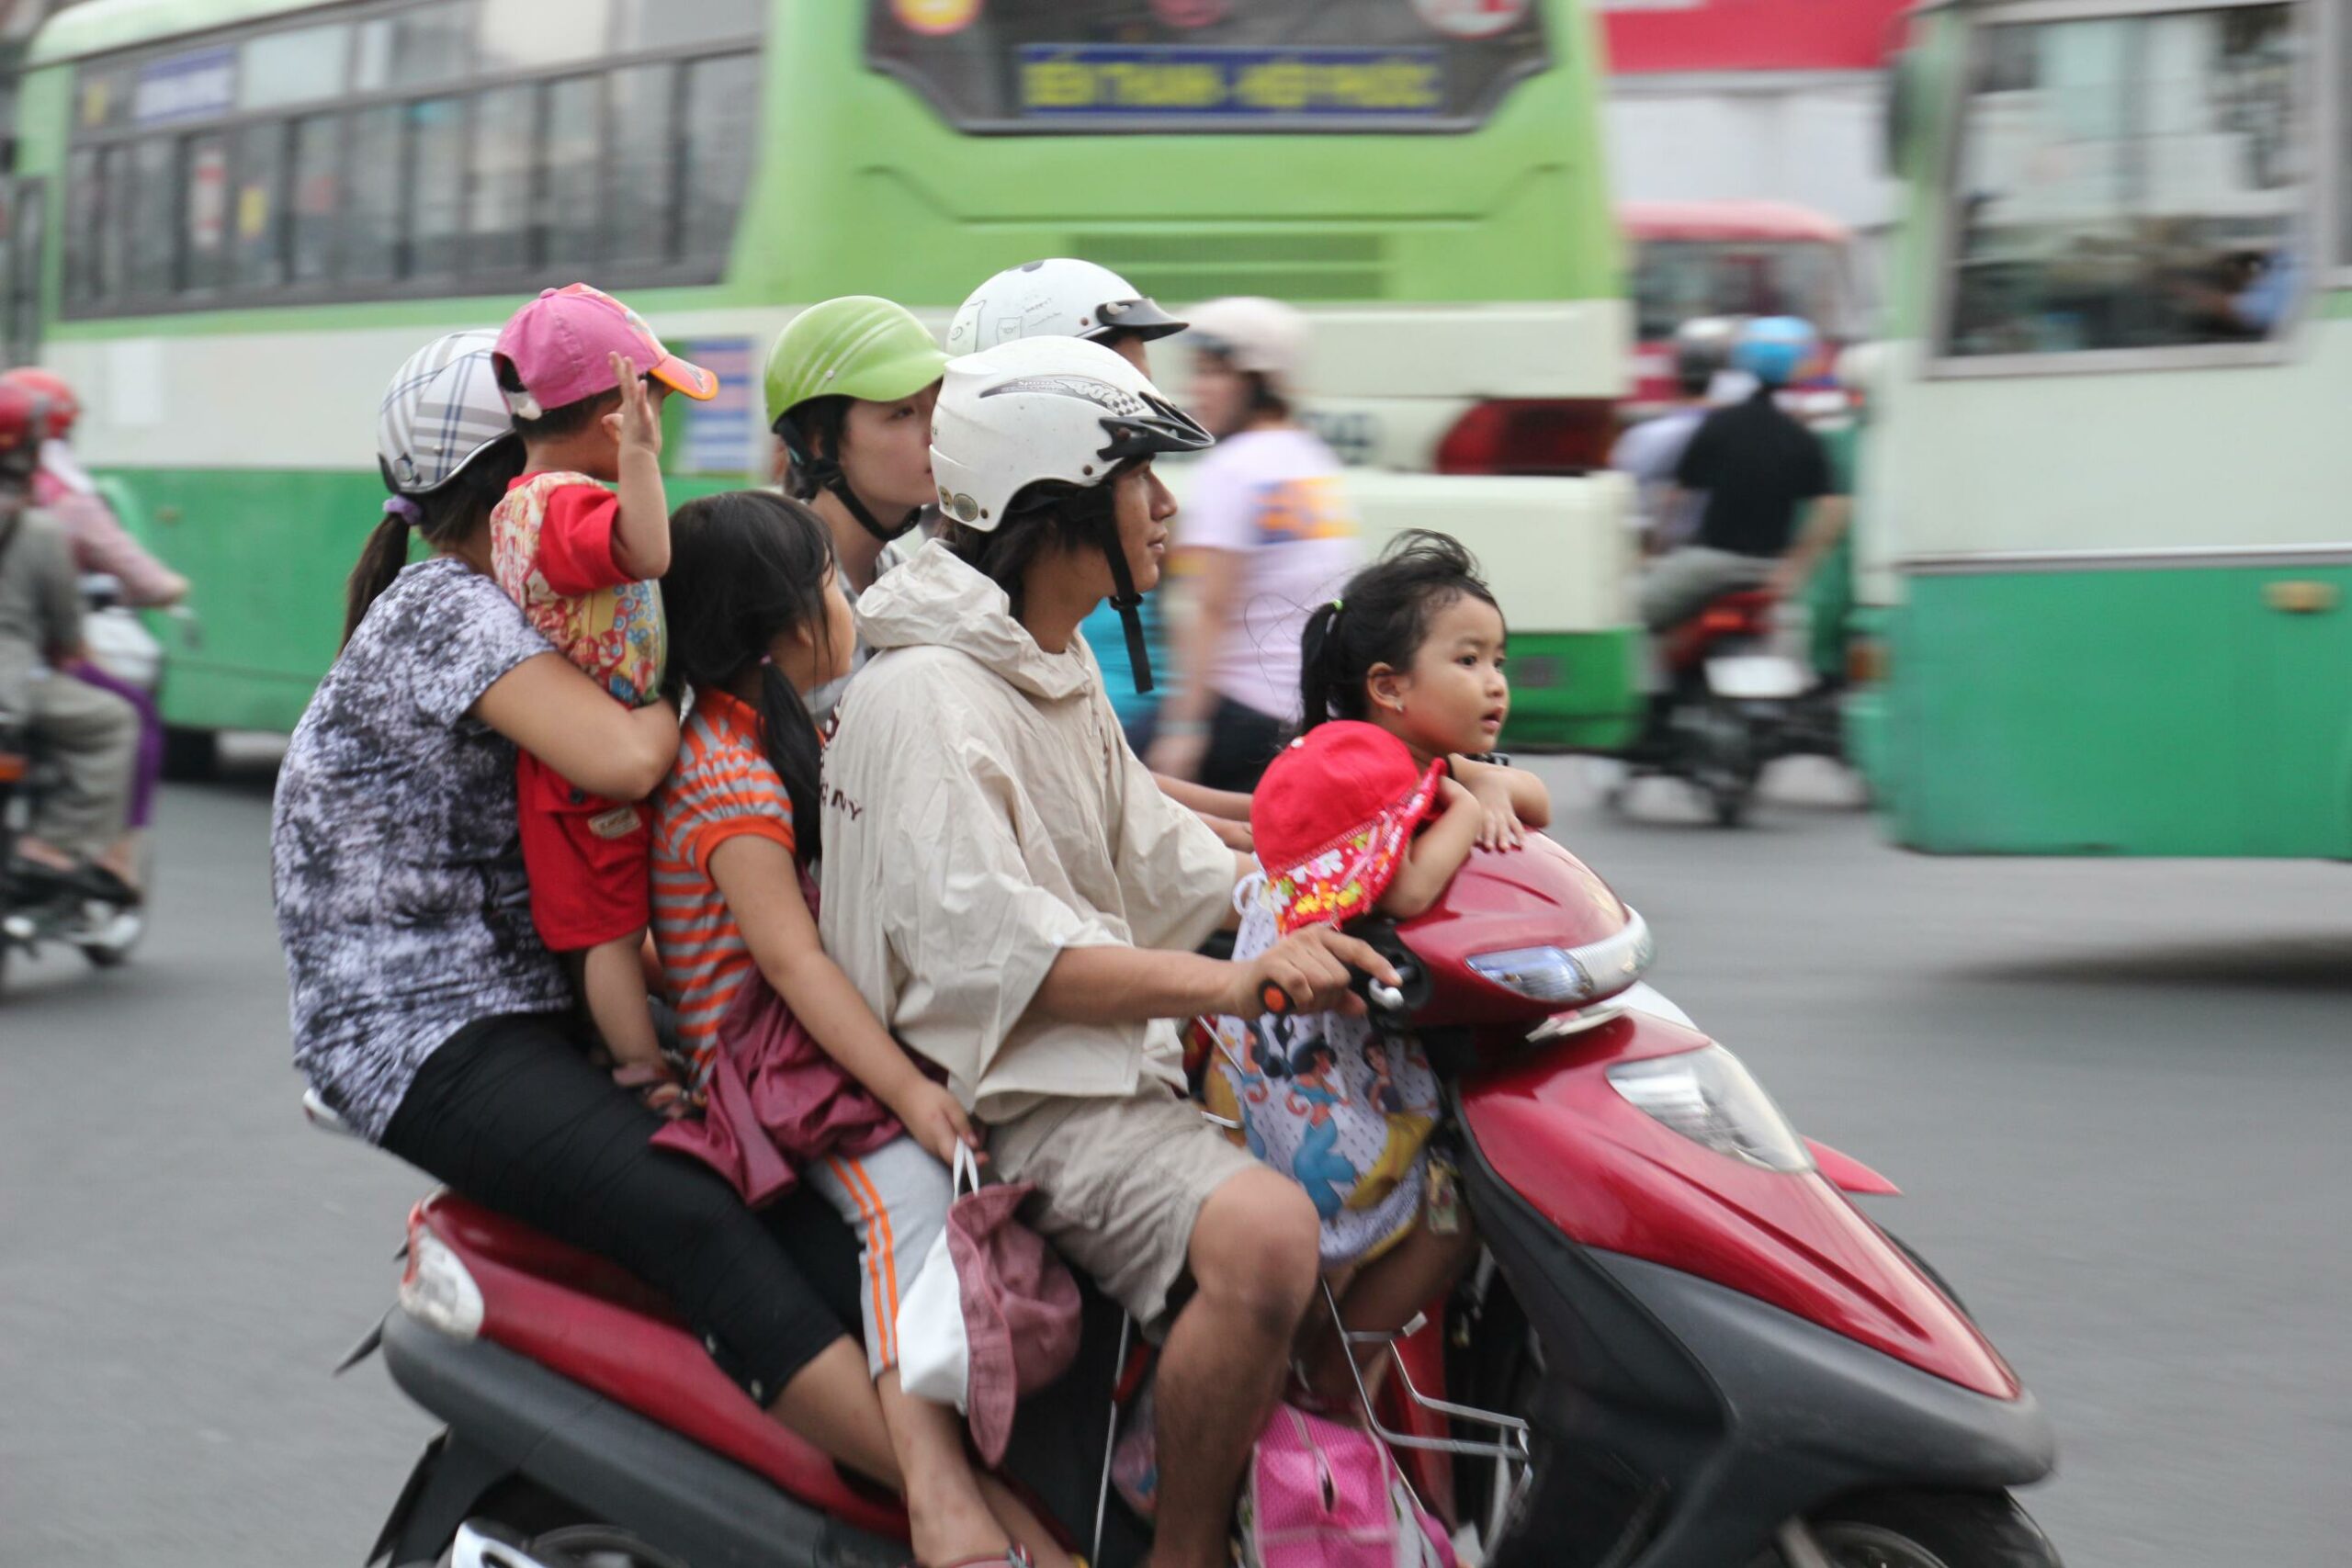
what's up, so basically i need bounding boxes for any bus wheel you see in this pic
[161,727,219,782]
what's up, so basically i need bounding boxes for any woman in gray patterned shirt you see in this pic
[272,331,902,1485]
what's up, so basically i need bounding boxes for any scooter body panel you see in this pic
[1457,1013,2018,1398]
[417,1191,910,1541]
[1457,1124,2055,1568]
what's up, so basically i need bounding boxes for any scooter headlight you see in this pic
[1607,1045,1812,1173]
[1469,911,1655,1007]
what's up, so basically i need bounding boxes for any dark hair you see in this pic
[495,357,624,442]
[662,491,836,868]
[779,395,850,502]
[344,438,526,647]
[940,468,1126,618]
[1297,529,1499,731]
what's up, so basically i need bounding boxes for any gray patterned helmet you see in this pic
[377,329,517,494]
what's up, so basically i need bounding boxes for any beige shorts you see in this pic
[988,1086,1262,1335]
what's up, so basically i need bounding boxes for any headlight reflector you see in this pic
[1607,1044,1812,1172]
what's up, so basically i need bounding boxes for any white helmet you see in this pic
[945,258,1187,358]
[930,336,1212,533]
[1184,296,1311,389]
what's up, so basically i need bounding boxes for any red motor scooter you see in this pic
[331,833,2058,1568]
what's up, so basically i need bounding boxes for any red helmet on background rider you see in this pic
[0,380,50,475]
[0,367,78,440]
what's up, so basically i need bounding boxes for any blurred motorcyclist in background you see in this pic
[0,380,141,903]
[1611,316,1739,557]
[1148,296,1361,793]
[2,367,180,848]
[1637,316,1847,631]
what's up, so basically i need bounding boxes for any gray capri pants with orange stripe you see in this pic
[808,1135,953,1378]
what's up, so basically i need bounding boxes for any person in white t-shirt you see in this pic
[1147,297,1361,793]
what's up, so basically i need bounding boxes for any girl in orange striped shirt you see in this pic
[656,491,1064,1568]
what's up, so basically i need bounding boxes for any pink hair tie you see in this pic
[381,495,424,526]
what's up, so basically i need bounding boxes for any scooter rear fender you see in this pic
[375,1307,905,1568]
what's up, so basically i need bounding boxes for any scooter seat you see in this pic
[415,1190,910,1542]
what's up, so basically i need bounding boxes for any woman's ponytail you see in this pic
[756,660,825,870]
[342,505,415,649]
[345,442,524,648]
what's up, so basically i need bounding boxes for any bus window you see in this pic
[407,96,468,279]
[545,74,605,267]
[615,0,762,51]
[355,2,471,93]
[469,84,536,275]
[343,107,401,285]
[63,146,100,306]
[605,62,675,267]
[183,131,230,294]
[682,53,759,265]
[289,114,341,285]
[232,121,287,289]
[6,180,40,362]
[239,22,351,112]
[125,137,175,299]
[868,0,1548,131]
[478,0,613,72]
[1942,5,2299,358]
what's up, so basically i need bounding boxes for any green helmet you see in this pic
[763,296,947,430]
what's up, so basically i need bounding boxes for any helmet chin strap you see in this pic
[814,460,923,544]
[1095,507,1153,695]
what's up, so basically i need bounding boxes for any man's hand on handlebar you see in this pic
[1226,925,1400,1020]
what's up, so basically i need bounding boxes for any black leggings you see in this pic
[380,1013,852,1404]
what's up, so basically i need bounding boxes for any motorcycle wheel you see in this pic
[1763,1489,2062,1568]
[1686,695,1762,829]
[434,1483,690,1568]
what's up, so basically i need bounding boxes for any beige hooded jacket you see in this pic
[818,541,1237,1122]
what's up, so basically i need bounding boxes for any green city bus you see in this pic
[1852,0,2352,856]
[0,0,1634,770]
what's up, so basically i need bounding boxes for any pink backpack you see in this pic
[1238,1404,1456,1568]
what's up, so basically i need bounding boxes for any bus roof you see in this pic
[27,0,327,65]
[1620,200,1850,246]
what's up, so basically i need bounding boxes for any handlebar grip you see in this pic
[1259,980,1295,1016]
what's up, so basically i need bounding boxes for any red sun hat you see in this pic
[493,282,718,419]
[1252,721,1448,935]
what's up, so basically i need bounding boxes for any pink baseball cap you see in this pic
[492,282,718,418]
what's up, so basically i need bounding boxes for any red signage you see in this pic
[1600,0,1911,75]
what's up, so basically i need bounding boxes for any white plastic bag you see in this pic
[893,1141,982,1410]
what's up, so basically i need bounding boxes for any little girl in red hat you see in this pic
[1197,530,1550,1396]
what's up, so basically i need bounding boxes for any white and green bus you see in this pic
[1853,0,2352,856]
[0,0,1636,769]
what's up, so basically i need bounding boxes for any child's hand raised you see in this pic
[604,354,663,460]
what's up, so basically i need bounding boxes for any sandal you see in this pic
[916,1550,1036,1568]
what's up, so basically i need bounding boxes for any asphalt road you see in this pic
[2,745,2344,1566]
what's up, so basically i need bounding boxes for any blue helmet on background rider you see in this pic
[1732,316,1820,389]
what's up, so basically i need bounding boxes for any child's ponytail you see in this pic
[755,659,825,870]
[1296,596,1350,733]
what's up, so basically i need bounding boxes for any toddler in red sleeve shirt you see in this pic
[489,283,718,1088]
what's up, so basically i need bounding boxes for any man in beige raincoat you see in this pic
[820,337,1392,1568]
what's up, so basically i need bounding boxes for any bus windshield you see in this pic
[868,0,1549,132]
[1634,240,1847,342]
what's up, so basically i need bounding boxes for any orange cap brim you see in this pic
[649,354,718,401]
